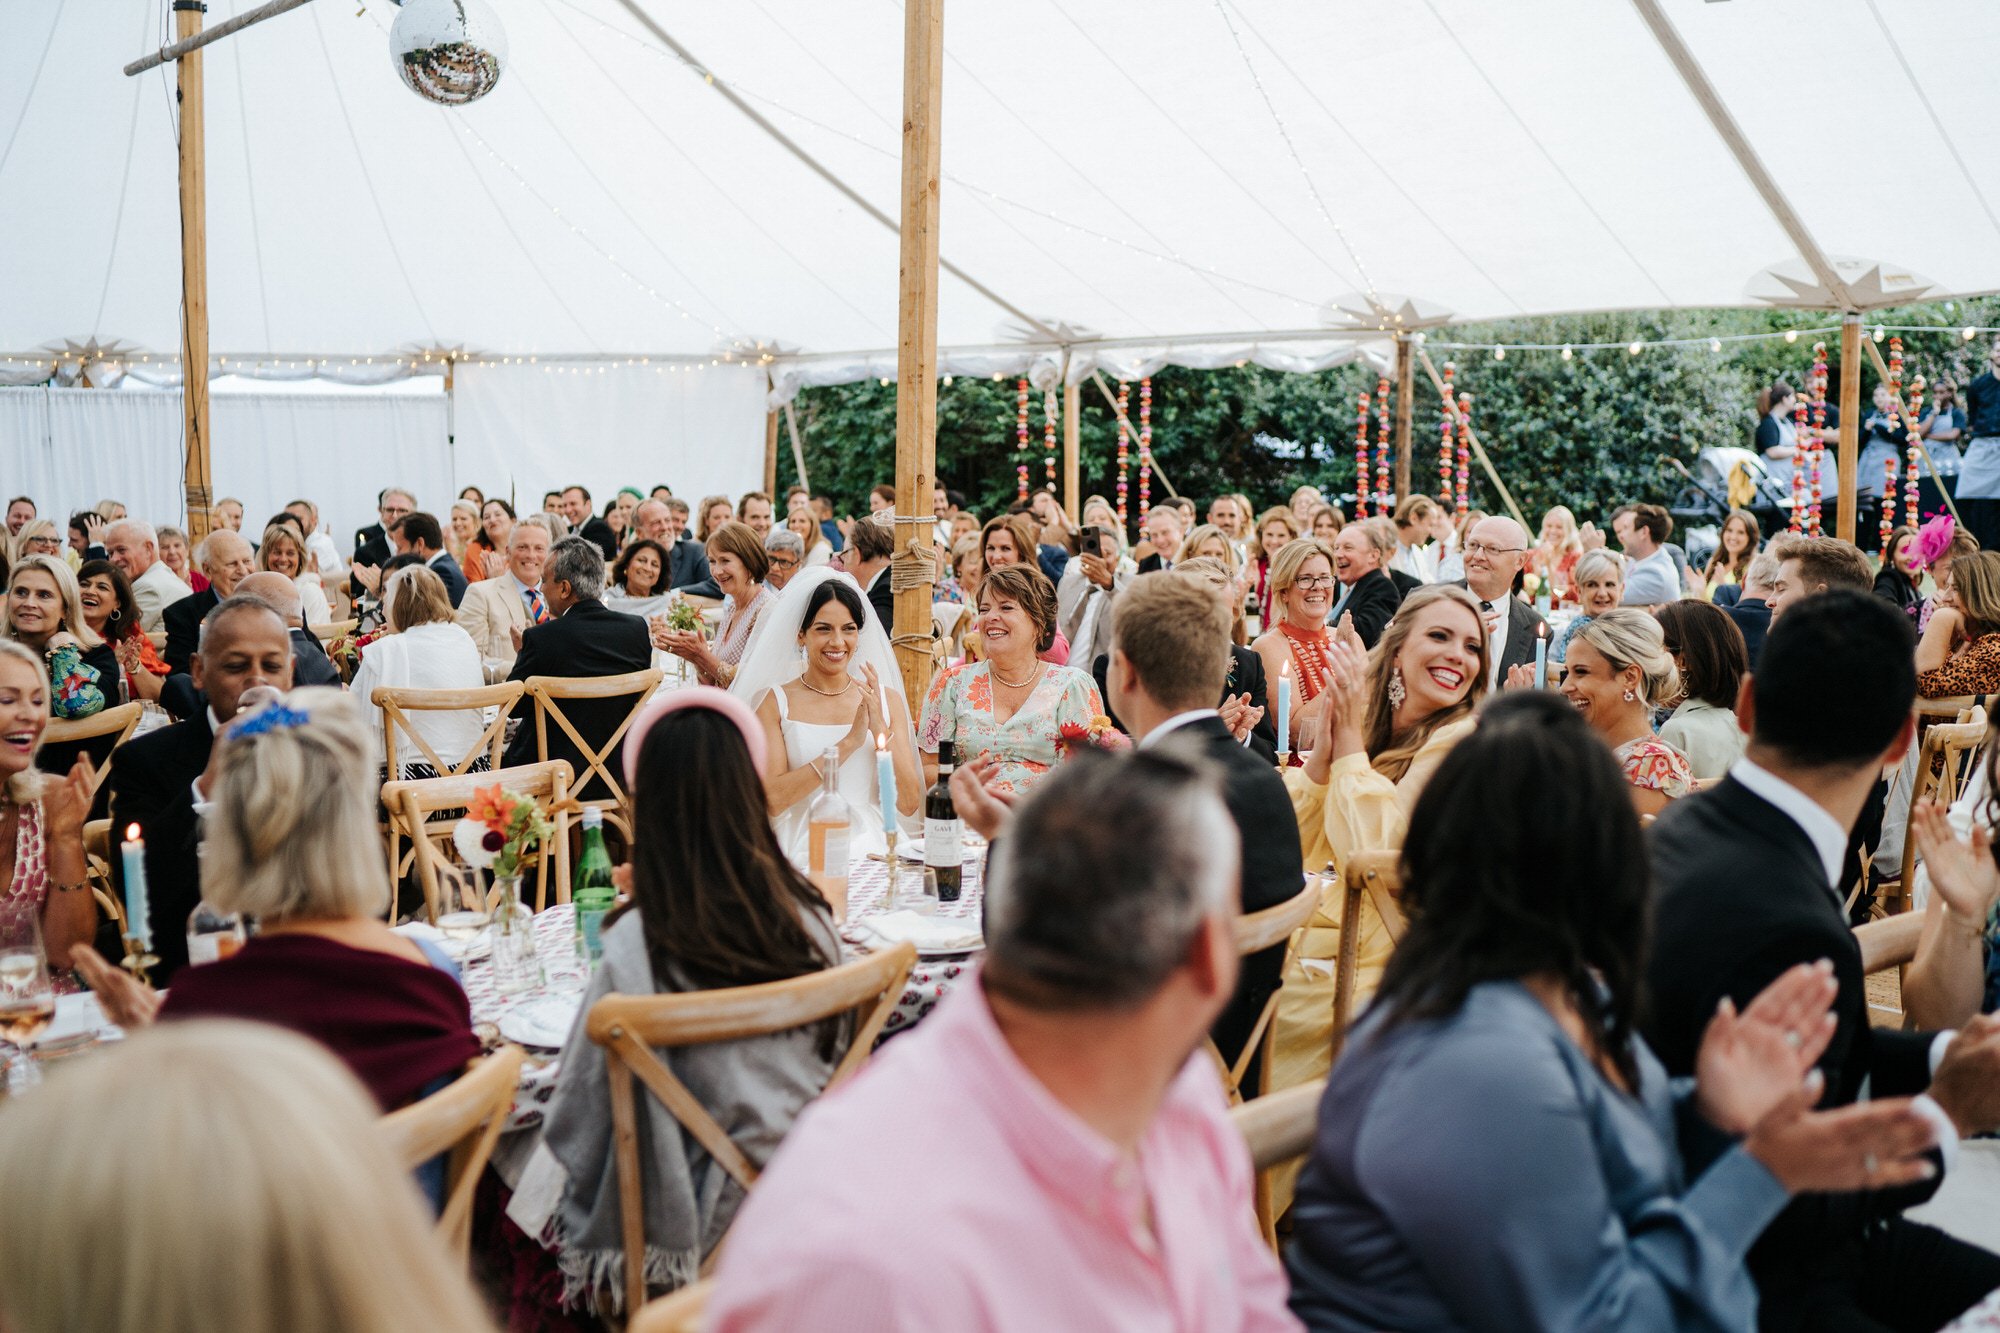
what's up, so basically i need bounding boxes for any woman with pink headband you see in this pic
[510,683,846,1319]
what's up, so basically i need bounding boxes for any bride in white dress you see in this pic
[732,567,923,868]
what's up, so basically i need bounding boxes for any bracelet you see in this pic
[1942,908,1992,948]
[51,880,88,895]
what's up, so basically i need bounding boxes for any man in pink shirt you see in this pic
[707,749,1301,1333]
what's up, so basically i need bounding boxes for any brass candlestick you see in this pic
[120,933,158,987]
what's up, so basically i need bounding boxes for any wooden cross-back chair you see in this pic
[379,1045,525,1262]
[1885,718,1990,917]
[41,701,142,801]
[586,942,918,1316]
[1332,851,1407,1061]
[522,669,663,842]
[1230,1078,1326,1251]
[1856,910,1927,1029]
[374,683,525,883]
[83,819,122,935]
[310,618,358,644]
[382,761,574,920]
[1207,874,1324,1106]
[630,1280,713,1333]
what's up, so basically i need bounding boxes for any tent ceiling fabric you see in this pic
[5,0,2000,382]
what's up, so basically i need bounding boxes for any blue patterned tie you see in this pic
[525,587,547,624]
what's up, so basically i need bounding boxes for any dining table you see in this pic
[446,845,988,1129]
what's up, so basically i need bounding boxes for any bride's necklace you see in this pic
[991,661,1042,689]
[798,674,855,698]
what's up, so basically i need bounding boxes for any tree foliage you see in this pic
[780,297,2000,538]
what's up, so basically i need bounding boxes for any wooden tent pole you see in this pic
[763,409,780,497]
[1062,375,1080,522]
[175,0,213,541]
[890,0,943,710]
[1392,335,1415,504]
[1835,314,1861,543]
[782,401,811,491]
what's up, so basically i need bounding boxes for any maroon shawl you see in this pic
[161,933,480,1110]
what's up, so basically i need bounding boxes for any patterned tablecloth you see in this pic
[459,847,987,1127]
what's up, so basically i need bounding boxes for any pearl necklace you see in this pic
[991,662,1043,689]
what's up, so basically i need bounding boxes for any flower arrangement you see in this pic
[1521,571,1542,600]
[324,627,388,679]
[1059,715,1131,754]
[452,785,554,880]
[662,599,702,634]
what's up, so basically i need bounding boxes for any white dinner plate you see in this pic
[497,993,583,1050]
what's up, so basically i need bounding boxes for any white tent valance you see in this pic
[4,0,1999,383]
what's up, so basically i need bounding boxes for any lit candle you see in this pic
[1276,661,1293,761]
[875,733,897,839]
[120,823,151,950]
[1534,621,1548,690]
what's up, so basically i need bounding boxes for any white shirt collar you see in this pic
[1479,595,1512,689]
[425,550,445,567]
[1139,709,1220,748]
[1728,757,1848,892]
[865,565,885,592]
[509,572,538,599]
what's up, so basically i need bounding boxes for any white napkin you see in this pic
[855,909,983,954]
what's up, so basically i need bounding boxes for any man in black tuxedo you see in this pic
[503,537,653,803]
[1452,514,1545,691]
[109,597,294,982]
[561,484,621,562]
[388,512,468,609]
[1645,590,2000,1331]
[1328,522,1403,648]
[161,530,255,676]
[840,513,897,629]
[349,486,415,599]
[1101,572,1304,1073]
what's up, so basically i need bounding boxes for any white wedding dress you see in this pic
[730,567,920,871]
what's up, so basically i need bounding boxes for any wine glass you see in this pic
[0,930,55,1091]
[432,865,493,948]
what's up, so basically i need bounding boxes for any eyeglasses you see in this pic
[1293,574,1336,589]
[1462,540,1525,558]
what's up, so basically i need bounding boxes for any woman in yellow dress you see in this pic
[1268,585,1490,1203]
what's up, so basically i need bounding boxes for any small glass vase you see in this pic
[486,874,543,996]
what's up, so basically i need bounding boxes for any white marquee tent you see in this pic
[3,0,1999,534]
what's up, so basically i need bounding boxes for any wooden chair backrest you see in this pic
[83,817,122,934]
[629,1279,712,1333]
[1897,721,1988,889]
[585,943,917,1315]
[375,682,524,781]
[523,669,664,832]
[1856,912,1924,976]
[41,701,142,803]
[144,630,167,651]
[310,618,358,643]
[1230,1078,1326,1250]
[1917,694,1981,721]
[1232,875,1322,955]
[379,1045,525,1262]
[1207,874,1326,1105]
[382,761,574,917]
[1332,851,1404,1057]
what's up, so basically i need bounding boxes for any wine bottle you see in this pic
[573,806,617,966]
[925,740,963,901]
[807,747,851,918]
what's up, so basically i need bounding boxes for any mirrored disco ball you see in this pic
[389,0,508,106]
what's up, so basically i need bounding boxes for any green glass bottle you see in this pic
[573,806,617,966]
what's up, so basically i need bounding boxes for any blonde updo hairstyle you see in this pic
[202,689,390,922]
[1573,608,1681,707]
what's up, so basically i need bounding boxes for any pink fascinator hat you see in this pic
[623,686,768,791]
[1914,513,1956,569]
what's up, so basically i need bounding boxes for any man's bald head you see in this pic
[633,500,672,543]
[236,571,303,628]
[201,530,257,598]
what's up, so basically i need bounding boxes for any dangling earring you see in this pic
[1387,666,1406,709]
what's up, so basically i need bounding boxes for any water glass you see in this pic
[893,864,940,916]
[0,936,54,1091]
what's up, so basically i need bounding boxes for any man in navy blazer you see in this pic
[391,512,468,608]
